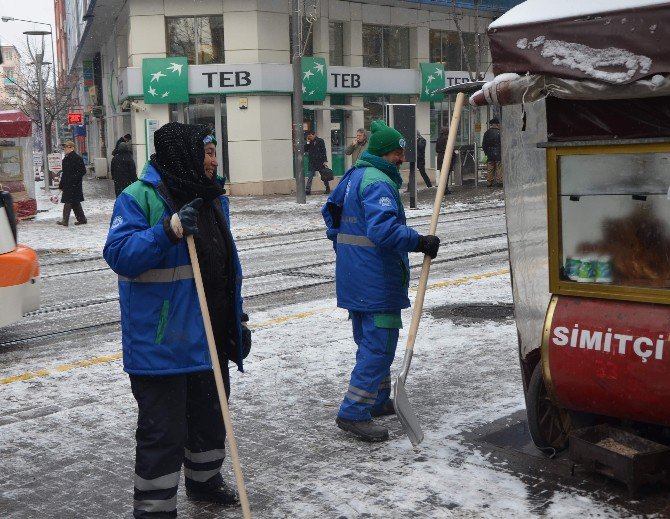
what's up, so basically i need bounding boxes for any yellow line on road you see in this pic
[0,269,510,386]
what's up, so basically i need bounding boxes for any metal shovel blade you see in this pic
[393,375,424,446]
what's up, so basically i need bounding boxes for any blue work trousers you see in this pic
[338,311,400,421]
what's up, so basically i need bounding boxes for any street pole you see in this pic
[36,55,50,193]
[409,162,416,209]
[291,0,305,204]
[48,24,60,149]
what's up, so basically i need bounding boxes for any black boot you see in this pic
[185,480,240,507]
[57,203,71,226]
[336,417,389,442]
[370,399,396,418]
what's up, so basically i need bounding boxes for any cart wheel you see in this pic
[526,362,572,452]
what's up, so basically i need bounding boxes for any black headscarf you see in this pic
[150,122,223,209]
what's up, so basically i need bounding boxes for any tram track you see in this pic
[39,230,507,288]
[0,245,509,348]
[40,205,506,278]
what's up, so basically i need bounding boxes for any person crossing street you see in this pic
[56,141,87,226]
[322,120,440,442]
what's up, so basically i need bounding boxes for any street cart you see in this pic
[0,110,37,219]
[468,0,670,453]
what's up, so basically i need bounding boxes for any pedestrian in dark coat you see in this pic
[110,142,137,197]
[112,133,132,156]
[57,141,87,226]
[482,118,503,187]
[415,131,433,188]
[435,128,455,194]
[304,130,329,194]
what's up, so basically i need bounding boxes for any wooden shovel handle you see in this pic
[405,92,466,353]
[187,236,252,519]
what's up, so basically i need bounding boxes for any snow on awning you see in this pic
[468,73,670,107]
[0,111,32,138]
[488,1,670,85]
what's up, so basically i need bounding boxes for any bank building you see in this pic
[56,0,519,194]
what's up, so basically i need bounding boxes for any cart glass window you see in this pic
[0,147,22,182]
[549,144,670,304]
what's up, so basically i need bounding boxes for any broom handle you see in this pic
[187,236,251,519]
[401,93,466,376]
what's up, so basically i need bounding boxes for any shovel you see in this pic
[187,235,252,518]
[393,92,466,446]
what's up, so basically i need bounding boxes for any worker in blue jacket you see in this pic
[322,120,440,442]
[104,123,250,517]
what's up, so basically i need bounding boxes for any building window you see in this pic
[166,16,224,65]
[363,25,409,69]
[329,22,344,66]
[430,29,484,73]
[290,17,314,61]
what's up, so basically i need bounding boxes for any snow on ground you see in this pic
[0,269,630,517]
[490,0,670,28]
[5,180,635,517]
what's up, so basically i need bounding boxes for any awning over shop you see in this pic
[488,0,670,85]
[0,111,32,138]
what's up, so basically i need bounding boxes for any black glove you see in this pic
[413,235,440,259]
[241,314,252,359]
[178,198,203,236]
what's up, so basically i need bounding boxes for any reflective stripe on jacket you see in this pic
[103,163,245,375]
[322,164,419,312]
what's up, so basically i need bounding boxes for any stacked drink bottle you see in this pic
[565,255,612,284]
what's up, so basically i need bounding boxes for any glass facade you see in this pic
[169,96,229,180]
[166,16,224,65]
[362,25,410,69]
[431,29,480,72]
[329,22,344,66]
[290,17,314,61]
[363,95,411,130]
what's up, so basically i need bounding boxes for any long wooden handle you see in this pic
[404,92,466,354]
[187,235,252,519]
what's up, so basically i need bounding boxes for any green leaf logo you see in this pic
[301,57,327,102]
[142,57,189,104]
[420,63,445,102]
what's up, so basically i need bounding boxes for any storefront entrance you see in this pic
[169,96,229,180]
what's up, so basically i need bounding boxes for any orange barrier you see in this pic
[0,245,39,288]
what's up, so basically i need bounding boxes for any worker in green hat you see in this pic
[322,120,440,442]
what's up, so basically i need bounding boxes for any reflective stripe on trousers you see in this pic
[337,233,376,247]
[119,265,194,283]
[134,471,180,492]
[344,384,377,405]
[134,496,177,514]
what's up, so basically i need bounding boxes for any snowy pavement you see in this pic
[1,178,665,518]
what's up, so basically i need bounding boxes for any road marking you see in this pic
[0,269,510,386]
[414,268,510,291]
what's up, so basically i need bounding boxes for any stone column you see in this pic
[223,1,294,194]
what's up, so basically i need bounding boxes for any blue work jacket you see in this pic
[322,160,419,312]
[103,164,245,375]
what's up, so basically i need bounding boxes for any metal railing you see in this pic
[402,0,523,12]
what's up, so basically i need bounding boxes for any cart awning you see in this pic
[0,111,32,138]
[488,0,670,85]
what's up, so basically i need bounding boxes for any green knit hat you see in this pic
[367,120,406,157]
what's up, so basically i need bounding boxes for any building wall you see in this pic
[64,0,497,194]
[0,46,22,111]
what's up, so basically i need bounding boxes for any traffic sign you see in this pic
[67,112,83,125]
[48,153,62,172]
